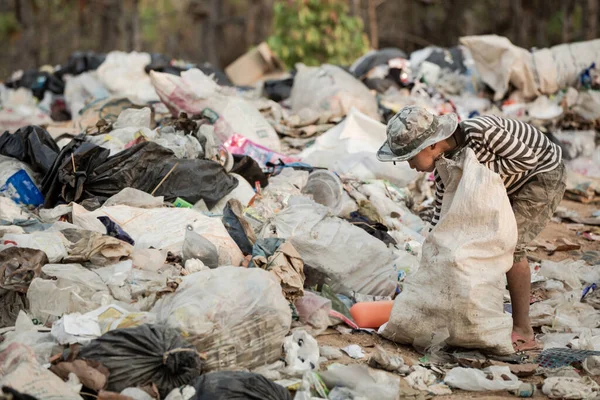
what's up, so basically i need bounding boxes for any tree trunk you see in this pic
[124,0,140,51]
[39,0,50,65]
[561,0,575,43]
[100,0,121,52]
[586,0,598,40]
[351,0,360,16]
[202,0,220,67]
[245,0,261,48]
[510,0,523,45]
[367,0,378,49]
[534,0,548,46]
[15,0,39,68]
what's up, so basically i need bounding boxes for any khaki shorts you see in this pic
[511,163,567,263]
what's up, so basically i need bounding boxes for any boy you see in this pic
[377,105,565,351]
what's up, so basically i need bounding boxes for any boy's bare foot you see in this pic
[511,330,541,351]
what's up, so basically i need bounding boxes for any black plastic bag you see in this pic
[222,200,256,255]
[4,70,65,99]
[58,51,106,77]
[192,371,292,400]
[43,141,239,208]
[86,142,238,208]
[424,46,466,73]
[231,154,268,188]
[41,137,110,207]
[79,324,203,398]
[0,126,60,174]
[263,77,294,102]
[97,216,135,245]
[351,48,407,78]
[1,386,39,400]
[346,212,397,246]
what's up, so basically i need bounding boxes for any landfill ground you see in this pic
[317,198,600,399]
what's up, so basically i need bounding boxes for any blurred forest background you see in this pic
[1,0,599,78]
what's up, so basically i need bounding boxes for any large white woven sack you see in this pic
[382,148,517,354]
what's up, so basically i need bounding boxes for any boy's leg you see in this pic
[508,164,566,351]
[507,258,534,342]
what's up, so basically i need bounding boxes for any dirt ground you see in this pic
[315,199,600,399]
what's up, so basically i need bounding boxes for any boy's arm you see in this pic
[482,125,538,175]
[431,172,444,227]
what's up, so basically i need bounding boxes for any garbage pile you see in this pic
[0,34,598,399]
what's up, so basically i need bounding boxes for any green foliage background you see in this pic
[267,0,370,68]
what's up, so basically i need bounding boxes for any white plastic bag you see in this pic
[0,196,34,224]
[150,69,281,151]
[263,196,398,297]
[290,64,379,120]
[151,266,292,371]
[383,148,516,354]
[1,231,68,262]
[96,51,159,103]
[0,87,53,132]
[444,366,521,391]
[71,203,243,266]
[104,188,164,208]
[282,330,320,377]
[300,108,417,187]
[0,311,57,365]
[542,377,600,399]
[27,263,112,324]
[64,72,110,117]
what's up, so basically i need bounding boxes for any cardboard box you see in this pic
[225,42,286,86]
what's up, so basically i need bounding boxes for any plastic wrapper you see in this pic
[79,324,203,398]
[223,134,297,168]
[294,291,332,334]
[383,149,516,355]
[151,267,292,371]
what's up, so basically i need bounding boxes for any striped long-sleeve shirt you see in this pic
[431,115,562,226]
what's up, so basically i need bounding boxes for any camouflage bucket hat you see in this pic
[377,106,458,162]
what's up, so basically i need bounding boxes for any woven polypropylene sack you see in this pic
[382,148,517,354]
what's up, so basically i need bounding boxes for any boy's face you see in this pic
[407,145,441,172]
